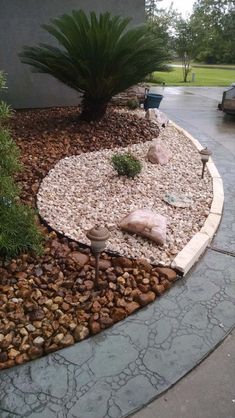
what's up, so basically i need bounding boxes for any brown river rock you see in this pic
[0,108,182,370]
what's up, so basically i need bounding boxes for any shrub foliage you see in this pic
[126,99,139,110]
[0,204,43,258]
[0,72,43,258]
[111,153,142,178]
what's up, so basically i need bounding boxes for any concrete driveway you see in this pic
[151,86,235,156]
[0,87,234,418]
[132,86,235,418]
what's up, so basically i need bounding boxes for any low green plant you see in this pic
[0,71,43,258]
[0,71,7,91]
[111,153,142,178]
[126,99,139,110]
[0,71,12,122]
[0,100,12,122]
[0,127,21,200]
[0,204,43,258]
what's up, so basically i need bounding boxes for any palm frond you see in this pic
[20,10,171,120]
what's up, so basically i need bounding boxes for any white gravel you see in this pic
[37,122,213,266]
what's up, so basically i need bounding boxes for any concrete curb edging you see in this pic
[169,120,224,275]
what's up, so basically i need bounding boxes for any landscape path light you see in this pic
[199,147,212,179]
[86,226,110,289]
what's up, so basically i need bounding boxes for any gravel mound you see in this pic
[37,123,213,265]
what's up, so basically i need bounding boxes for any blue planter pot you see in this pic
[144,93,163,110]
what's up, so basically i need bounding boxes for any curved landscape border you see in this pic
[37,114,223,276]
[0,118,234,418]
[169,121,224,274]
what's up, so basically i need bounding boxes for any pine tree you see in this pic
[145,0,163,21]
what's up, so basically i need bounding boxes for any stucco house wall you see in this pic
[0,0,145,108]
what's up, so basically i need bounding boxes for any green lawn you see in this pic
[153,65,235,86]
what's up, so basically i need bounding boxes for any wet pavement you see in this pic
[158,86,235,254]
[133,330,235,418]
[152,86,235,156]
[0,87,234,418]
[131,87,235,418]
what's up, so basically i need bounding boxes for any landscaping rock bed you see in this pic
[0,232,177,370]
[13,107,159,207]
[0,106,212,369]
[37,123,213,265]
[0,107,163,369]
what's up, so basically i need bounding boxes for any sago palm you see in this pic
[20,10,170,121]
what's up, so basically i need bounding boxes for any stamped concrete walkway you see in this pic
[0,87,235,418]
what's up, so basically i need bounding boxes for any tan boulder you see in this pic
[147,138,172,165]
[145,108,169,127]
[120,209,167,245]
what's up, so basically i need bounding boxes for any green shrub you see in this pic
[0,128,21,200]
[111,153,142,178]
[0,204,43,258]
[0,71,43,258]
[0,100,12,122]
[0,71,12,121]
[0,71,7,90]
[126,99,139,110]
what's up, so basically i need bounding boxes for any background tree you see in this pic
[190,0,235,63]
[20,10,170,121]
[146,1,178,52]
[173,19,195,82]
[145,0,235,68]
[145,0,163,21]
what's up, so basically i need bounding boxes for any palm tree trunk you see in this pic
[81,96,108,122]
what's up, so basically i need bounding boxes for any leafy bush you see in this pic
[0,100,12,122]
[20,10,170,121]
[0,72,12,122]
[0,128,21,200]
[111,153,142,178]
[0,204,42,258]
[126,99,139,110]
[0,71,43,258]
[0,71,7,90]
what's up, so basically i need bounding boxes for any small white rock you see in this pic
[33,336,44,346]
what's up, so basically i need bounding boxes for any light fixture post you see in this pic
[199,148,212,179]
[86,226,109,289]
[94,252,100,289]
